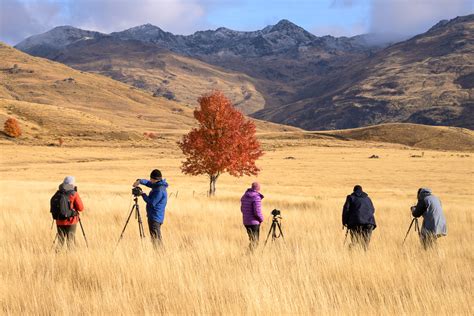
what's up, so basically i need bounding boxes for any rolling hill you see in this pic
[0,43,295,145]
[324,123,474,151]
[14,27,266,115]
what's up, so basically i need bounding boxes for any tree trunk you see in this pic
[209,174,219,196]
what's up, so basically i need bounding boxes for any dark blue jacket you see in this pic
[139,179,168,223]
[342,190,376,229]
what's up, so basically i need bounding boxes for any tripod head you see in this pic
[271,209,282,223]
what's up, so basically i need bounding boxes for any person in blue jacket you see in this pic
[411,188,447,250]
[133,169,168,246]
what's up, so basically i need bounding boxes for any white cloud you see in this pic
[0,0,62,44]
[1,0,472,45]
[67,0,212,35]
[322,0,472,39]
[1,0,216,45]
[312,22,367,37]
[369,0,472,35]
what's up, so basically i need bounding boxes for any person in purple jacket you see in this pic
[240,182,264,252]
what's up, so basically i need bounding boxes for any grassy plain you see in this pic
[0,140,472,314]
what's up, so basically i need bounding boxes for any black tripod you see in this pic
[116,195,146,247]
[264,215,284,247]
[402,217,420,245]
[78,216,89,248]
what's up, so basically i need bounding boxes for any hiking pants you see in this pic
[245,225,260,252]
[57,224,77,250]
[148,219,162,247]
[349,224,374,251]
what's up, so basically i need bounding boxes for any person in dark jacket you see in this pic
[342,185,376,250]
[55,176,84,250]
[133,169,168,246]
[240,182,264,252]
[412,188,447,250]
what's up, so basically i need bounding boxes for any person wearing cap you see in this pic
[240,182,264,252]
[133,169,168,246]
[55,176,84,250]
[412,188,447,249]
[342,185,376,251]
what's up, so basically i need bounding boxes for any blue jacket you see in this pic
[412,188,447,236]
[139,179,168,223]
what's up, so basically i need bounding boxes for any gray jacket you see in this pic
[412,188,447,236]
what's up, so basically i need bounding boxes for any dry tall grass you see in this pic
[0,144,472,314]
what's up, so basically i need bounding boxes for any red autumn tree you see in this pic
[178,91,263,196]
[4,117,21,138]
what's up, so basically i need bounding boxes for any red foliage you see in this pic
[4,117,22,138]
[178,91,263,195]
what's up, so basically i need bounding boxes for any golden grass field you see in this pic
[0,140,472,315]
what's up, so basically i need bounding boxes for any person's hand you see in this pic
[133,179,140,187]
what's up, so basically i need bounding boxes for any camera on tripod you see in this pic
[271,209,281,217]
[132,186,143,197]
[264,209,284,247]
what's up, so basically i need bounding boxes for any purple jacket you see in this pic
[241,189,264,225]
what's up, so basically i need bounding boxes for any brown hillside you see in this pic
[0,42,194,134]
[254,15,474,130]
[42,38,265,114]
[0,43,294,144]
[322,123,474,152]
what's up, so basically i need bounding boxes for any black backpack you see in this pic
[50,190,76,220]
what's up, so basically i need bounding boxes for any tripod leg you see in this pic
[116,203,136,246]
[276,221,284,240]
[51,233,59,250]
[264,222,276,246]
[402,218,416,245]
[136,204,146,239]
[78,217,89,248]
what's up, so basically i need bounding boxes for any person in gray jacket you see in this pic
[411,188,447,249]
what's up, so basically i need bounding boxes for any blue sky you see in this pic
[205,0,371,35]
[0,0,472,45]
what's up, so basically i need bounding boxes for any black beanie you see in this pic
[353,185,362,192]
[150,169,162,180]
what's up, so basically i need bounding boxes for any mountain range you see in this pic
[14,14,474,130]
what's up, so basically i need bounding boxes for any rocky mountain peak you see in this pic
[263,19,316,43]
[271,19,300,31]
[14,25,105,54]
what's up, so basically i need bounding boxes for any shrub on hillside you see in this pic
[144,132,159,139]
[4,117,22,138]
